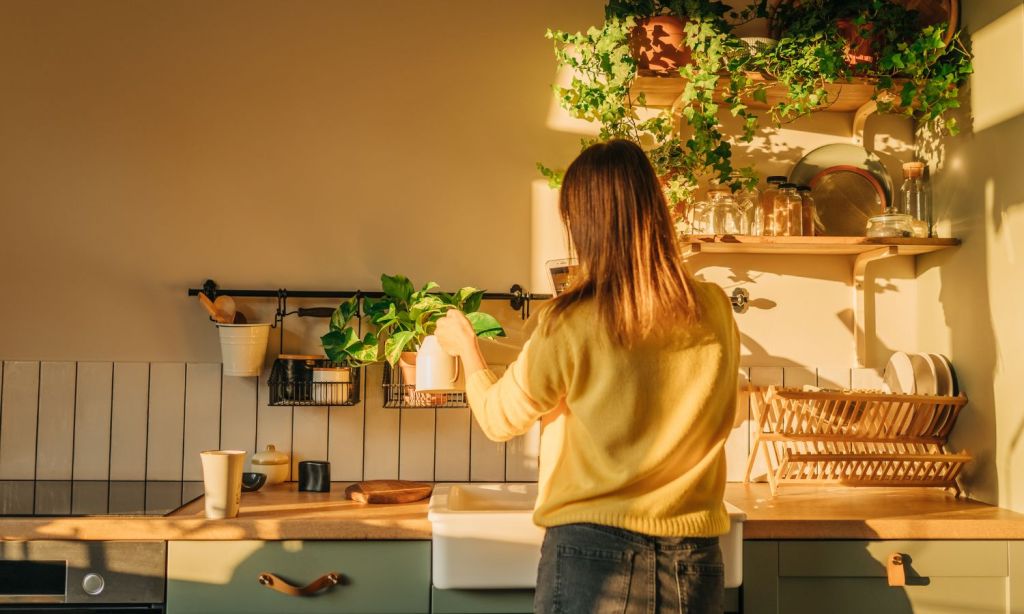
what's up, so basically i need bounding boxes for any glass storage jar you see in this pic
[899,161,931,238]
[757,175,786,236]
[772,183,804,236]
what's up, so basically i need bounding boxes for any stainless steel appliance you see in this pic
[0,540,165,611]
[0,480,201,612]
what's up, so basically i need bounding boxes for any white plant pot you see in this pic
[415,335,463,393]
[217,323,271,377]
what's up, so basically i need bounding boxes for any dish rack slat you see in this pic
[745,386,970,495]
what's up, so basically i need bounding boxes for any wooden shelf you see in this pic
[682,236,959,257]
[630,73,886,112]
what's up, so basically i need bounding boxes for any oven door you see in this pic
[0,541,165,611]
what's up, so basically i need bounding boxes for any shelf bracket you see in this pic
[853,246,898,368]
[852,99,878,146]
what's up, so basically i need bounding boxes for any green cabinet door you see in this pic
[167,540,430,614]
[742,540,1021,614]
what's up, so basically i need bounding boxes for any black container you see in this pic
[298,461,331,493]
[268,355,321,402]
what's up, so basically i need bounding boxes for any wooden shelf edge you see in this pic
[682,236,960,257]
[630,73,899,113]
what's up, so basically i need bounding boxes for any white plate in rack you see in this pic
[928,353,954,396]
[883,352,916,394]
[910,353,938,396]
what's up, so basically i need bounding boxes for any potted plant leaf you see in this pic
[318,297,379,405]
[364,274,506,389]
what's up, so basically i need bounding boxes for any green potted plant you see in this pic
[758,0,972,134]
[540,0,973,221]
[540,0,759,213]
[318,297,379,404]
[364,274,506,386]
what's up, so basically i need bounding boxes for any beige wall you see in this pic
[916,1,1024,509]
[0,0,600,361]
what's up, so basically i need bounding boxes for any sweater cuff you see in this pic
[466,368,499,405]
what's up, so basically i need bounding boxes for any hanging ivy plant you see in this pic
[540,0,973,210]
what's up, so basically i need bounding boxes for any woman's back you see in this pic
[524,278,739,537]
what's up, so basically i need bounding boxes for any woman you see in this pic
[435,139,739,613]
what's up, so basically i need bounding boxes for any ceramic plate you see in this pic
[937,354,960,396]
[909,353,938,396]
[883,351,916,394]
[927,353,954,396]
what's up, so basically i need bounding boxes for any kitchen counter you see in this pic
[728,483,1024,539]
[0,483,431,541]
[3,482,1024,541]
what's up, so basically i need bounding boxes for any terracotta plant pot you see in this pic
[836,18,877,67]
[398,352,417,386]
[629,15,691,74]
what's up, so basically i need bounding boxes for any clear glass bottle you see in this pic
[772,183,803,236]
[900,161,931,238]
[796,185,817,237]
[757,176,786,236]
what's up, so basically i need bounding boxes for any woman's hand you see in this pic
[434,310,479,358]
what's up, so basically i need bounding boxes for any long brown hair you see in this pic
[545,139,699,345]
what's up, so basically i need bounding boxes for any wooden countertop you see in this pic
[0,483,431,541]
[3,482,1024,541]
[728,483,1024,539]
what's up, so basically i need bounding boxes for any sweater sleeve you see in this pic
[465,325,571,442]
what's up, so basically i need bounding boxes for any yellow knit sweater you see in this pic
[466,280,739,537]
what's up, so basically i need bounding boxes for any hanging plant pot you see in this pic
[398,352,418,386]
[836,18,878,67]
[629,16,691,74]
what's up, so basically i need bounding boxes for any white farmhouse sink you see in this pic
[428,483,746,590]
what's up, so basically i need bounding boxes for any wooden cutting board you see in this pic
[344,480,433,504]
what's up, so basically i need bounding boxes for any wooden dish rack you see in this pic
[744,386,971,495]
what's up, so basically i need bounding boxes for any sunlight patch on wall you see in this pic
[970,4,1024,133]
[545,66,602,137]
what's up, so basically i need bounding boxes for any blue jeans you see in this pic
[534,523,724,614]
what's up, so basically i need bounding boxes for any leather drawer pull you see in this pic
[887,553,906,587]
[257,572,341,596]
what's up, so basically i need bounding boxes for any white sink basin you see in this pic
[428,483,746,590]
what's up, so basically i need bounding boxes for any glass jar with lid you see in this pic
[772,183,804,236]
[728,172,759,236]
[701,187,749,235]
[796,185,818,237]
[757,176,787,236]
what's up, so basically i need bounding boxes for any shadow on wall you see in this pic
[917,2,1024,507]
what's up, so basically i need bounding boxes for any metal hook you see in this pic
[731,288,749,314]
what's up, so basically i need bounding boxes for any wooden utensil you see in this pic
[198,293,231,323]
[344,480,433,504]
[214,295,248,323]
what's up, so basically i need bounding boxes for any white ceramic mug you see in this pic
[415,335,463,393]
[200,450,246,519]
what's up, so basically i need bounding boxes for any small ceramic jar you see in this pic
[312,367,352,405]
[251,444,289,485]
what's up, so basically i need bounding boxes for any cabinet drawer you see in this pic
[779,576,1006,614]
[779,540,1007,578]
[167,540,429,614]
